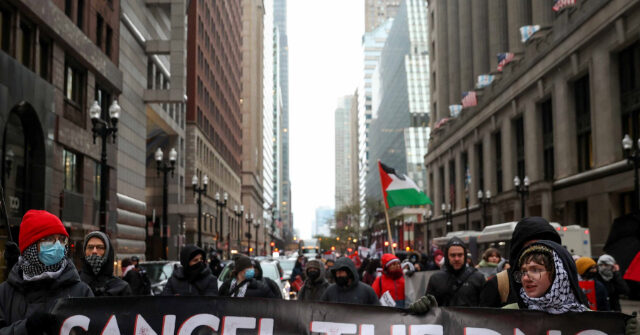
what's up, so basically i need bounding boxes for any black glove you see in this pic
[4,241,19,271]
[25,311,57,335]
[408,294,438,314]
[627,312,639,335]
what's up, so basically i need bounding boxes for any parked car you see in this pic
[138,261,179,295]
[278,258,295,281]
[216,259,290,300]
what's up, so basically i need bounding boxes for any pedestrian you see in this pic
[479,217,561,307]
[324,259,335,283]
[372,254,405,307]
[0,210,93,334]
[218,254,276,298]
[161,245,218,296]
[423,237,485,307]
[80,231,131,296]
[251,259,282,298]
[575,256,610,311]
[297,259,329,301]
[291,255,305,283]
[596,254,629,311]
[209,250,223,277]
[476,248,501,279]
[361,258,380,286]
[320,257,379,305]
[122,256,151,295]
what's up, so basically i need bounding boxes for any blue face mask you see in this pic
[244,269,255,280]
[39,241,66,266]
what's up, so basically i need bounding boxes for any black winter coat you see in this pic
[0,261,93,334]
[80,232,131,297]
[218,278,278,298]
[597,271,629,312]
[319,257,379,305]
[123,268,150,295]
[161,266,218,296]
[298,260,329,302]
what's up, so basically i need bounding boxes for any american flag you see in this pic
[520,25,541,43]
[461,91,477,108]
[449,105,463,118]
[497,53,515,71]
[476,75,495,89]
[553,0,577,12]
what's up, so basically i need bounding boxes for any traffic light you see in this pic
[347,248,353,253]
[384,241,390,247]
[249,247,253,252]
[331,246,336,251]
[392,242,398,249]
[405,246,411,252]
[270,241,275,247]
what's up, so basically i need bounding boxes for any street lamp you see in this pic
[192,174,208,248]
[425,209,432,254]
[245,213,254,255]
[90,100,120,232]
[623,134,640,212]
[252,217,259,256]
[233,205,244,255]
[477,189,491,229]
[441,203,453,233]
[214,192,228,255]
[156,147,176,259]
[514,176,530,219]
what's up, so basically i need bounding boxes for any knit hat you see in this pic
[597,254,616,266]
[233,254,253,274]
[381,253,400,268]
[19,210,68,253]
[575,257,596,275]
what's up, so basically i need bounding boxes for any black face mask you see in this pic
[186,261,205,280]
[335,276,349,287]
[307,270,320,281]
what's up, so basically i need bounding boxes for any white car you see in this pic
[217,259,290,300]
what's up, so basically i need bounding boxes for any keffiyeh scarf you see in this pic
[229,278,248,298]
[85,254,106,275]
[19,244,67,282]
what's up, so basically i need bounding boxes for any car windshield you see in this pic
[218,263,234,282]
[279,260,295,272]
[260,262,280,281]
[139,263,175,284]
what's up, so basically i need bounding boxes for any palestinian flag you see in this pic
[378,161,433,209]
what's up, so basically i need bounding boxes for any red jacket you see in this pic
[372,273,405,302]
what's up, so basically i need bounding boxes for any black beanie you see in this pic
[234,254,252,274]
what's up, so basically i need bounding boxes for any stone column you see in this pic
[552,75,578,179]
[531,0,553,27]
[469,143,478,204]
[488,0,508,70]
[507,0,531,53]
[435,0,449,121]
[501,118,514,192]
[434,163,442,216]
[444,160,452,211]
[472,0,490,78]
[459,0,474,91]
[448,0,461,104]
[483,132,494,197]
[524,100,542,182]
[456,150,464,211]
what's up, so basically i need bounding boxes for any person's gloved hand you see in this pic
[408,294,438,314]
[4,241,19,270]
[26,311,57,334]
[626,312,639,335]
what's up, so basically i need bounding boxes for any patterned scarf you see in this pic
[19,244,68,282]
[86,254,105,275]
[519,250,589,314]
[229,278,248,298]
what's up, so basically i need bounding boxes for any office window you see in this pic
[494,132,503,193]
[515,117,525,179]
[64,59,85,106]
[575,200,588,228]
[106,26,112,57]
[575,75,593,172]
[96,14,103,49]
[95,84,112,119]
[449,160,456,208]
[619,43,640,146]
[63,149,79,192]
[39,36,51,81]
[475,142,484,192]
[17,20,34,70]
[0,6,11,53]
[76,0,84,30]
[541,99,554,180]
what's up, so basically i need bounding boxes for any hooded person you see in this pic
[372,253,406,307]
[596,254,629,312]
[320,257,379,305]
[480,217,561,307]
[80,231,131,296]
[0,210,93,335]
[161,245,218,296]
[423,237,485,307]
[575,256,610,311]
[298,259,329,301]
[251,259,282,299]
[218,254,275,298]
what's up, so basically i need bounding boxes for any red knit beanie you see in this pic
[19,210,68,253]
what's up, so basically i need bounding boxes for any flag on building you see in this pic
[462,91,478,108]
[449,105,463,118]
[553,0,577,12]
[497,52,515,72]
[378,161,432,209]
[520,25,541,43]
[476,75,495,89]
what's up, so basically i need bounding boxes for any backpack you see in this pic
[496,270,509,303]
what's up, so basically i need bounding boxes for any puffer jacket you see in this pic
[0,261,93,334]
[80,231,131,296]
[298,259,329,301]
[161,245,218,296]
[372,254,405,307]
[218,278,278,298]
[320,257,379,305]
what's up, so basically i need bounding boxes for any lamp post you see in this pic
[441,203,452,233]
[623,134,640,212]
[155,147,176,259]
[90,100,120,233]
[477,189,491,229]
[233,205,244,255]
[514,176,530,219]
[214,192,228,255]
[253,219,260,256]
[192,174,208,248]
[425,209,432,254]
[245,213,254,254]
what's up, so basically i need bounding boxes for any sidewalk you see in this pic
[621,299,640,315]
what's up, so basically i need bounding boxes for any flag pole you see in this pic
[384,205,395,255]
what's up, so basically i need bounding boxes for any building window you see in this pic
[39,36,51,81]
[65,0,73,18]
[494,131,503,193]
[448,160,455,208]
[461,152,469,195]
[475,142,484,192]
[105,26,112,57]
[439,165,445,205]
[541,99,554,180]
[17,20,34,70]
[574,75,593,172]
[0,6,12,53]
[76,0,84,30]
[95,84,112,118]
[515,117,525,179]
[63,149,79,192]
[96,14,103,49]
[575,200,588,228]
[619,43,640,146]
[64,58,86,126]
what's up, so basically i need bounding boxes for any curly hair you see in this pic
[482,248,501,262]
[518,245,556,281]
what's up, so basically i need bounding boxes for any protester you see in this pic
[575,256,610,311]
[297,259,329,301]
[0,210,93,334]
[372,254,405,307]
[291,255,305,283]
[218,254,276,298]
[80,231,131,296]
[122,256,151,295]
[421,237,484,307]
[161,245,218,296]
[209,249,223,277]
[596,254,629,312]
[476,248,501,279]
[252,259,282,298]
[361,258,379,286]
[320,257,379,305]
[479,217,561,307]
[324,259,335,283]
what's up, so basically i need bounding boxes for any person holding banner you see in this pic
[372,253,405,307]
[320,257,379,305]
[161,245,218,296]
[218,254,276,298]
[80,231,131,296]
[298,259,329,301]
[0,210,93,335]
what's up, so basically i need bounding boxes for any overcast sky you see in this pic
[288,0,364,239]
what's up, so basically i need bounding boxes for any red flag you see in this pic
[623,251,640,282]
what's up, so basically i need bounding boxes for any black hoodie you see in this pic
[426,237,485,307]
[80,231,132,297]
[161,245,218,296]
[479,217,561,307]
[320,257,379,305]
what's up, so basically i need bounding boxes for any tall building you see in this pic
[186,0,243,254]
[425,0,638,254]
[365,0,400,33]
[314,207,334,237]
[121,0,187,261]
[335,95,357,212]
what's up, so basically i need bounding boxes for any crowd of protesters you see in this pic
[0,210,638,334]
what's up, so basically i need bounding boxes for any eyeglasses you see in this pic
[513,268,547,283]
[38,235,68,247]
[85,244,106,251]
